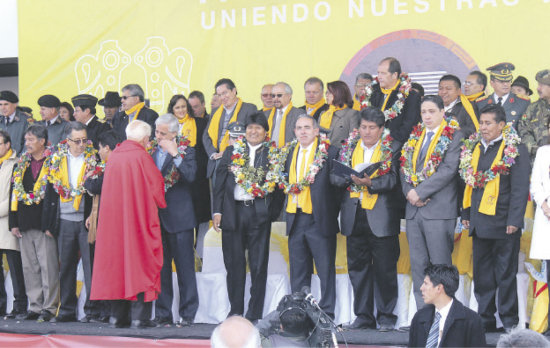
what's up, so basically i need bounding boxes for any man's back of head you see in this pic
[211,316,261,348]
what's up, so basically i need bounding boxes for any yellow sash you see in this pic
[350,141,381,209]
[125,102,145,122]
[207,98,243,152]
[381,79,400,111]
[177,114,197,146]
[304,98,326,116]
[262,107,273,112]
[412,120,447,173]
[11,160,49,211]
[286,138,318,214]
[0,149,13,165]
[352,96,361,111]
[319,105,345,130]
[59,156,87,211]
[466,91,484,102]
[462,140,505,215]
[267,101,293,146]
[459,94,479,131]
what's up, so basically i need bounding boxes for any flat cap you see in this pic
[37,94,61,108]
[536,70,550,86]
[0,90,19,103]
[71,94,98,108]
[228,121,245,137]
[487,62,515,82]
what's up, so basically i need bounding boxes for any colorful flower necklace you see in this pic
[339,129,393,192]
[148,136,190,192]
[11,148,53,205]
[459,124,520,189]
[229,137,279,198]
[360,73,412,121]
[400,119,460,186]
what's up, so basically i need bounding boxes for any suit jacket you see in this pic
[402,129,464,220]
[321,107,360,148]
[283,140,339,237]
[0,151,19,250]
[39,116,67,146]
[462,140,530,239]
[203,101,257,177]
[112,106,158,141]
[369,88,422,143]
[299,103,329,121]
[264,106,304,146]
[446,101,479,138]
[86,116,112,149]
[408,299,486,347]
[0,109,31,155]
[153,146,197,233]
[213,141,283,230]
[334,140,403,237]
[191,116,211,223]
[476,92,530,129]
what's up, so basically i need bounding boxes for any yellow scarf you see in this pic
[286,138,318,214]
[207,98,243,152]
[463,140,505,215]
[466,91,484,102]
[268,101,293,146]
[0,149,13,166]
[412,120,447,173]
[319,105,346,129]
[262,107,273,112]
[125,102,145,121]
[350,141,381,209]
[304,98,326,116]
[177,114,197,146]
[380,79,400,111]
[11,159,49,212]
[459,94,479,131]
[352,96,361,111]
[59,156,87,211]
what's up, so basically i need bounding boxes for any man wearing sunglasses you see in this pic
[112,84,158,141]
[265,82,303,147]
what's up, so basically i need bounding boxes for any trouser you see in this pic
[155,227,198,322]
[222,201,270,321]
[406,215,455,309]
[0,249,28,314]
[347,207,399,326]
[288,211,336,318]
[111,292,151,321]
[19,229,59,314]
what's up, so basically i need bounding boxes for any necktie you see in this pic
[272,110,283,146]
[497,97,503,106]
[426,312,441,348]
[298,148,307,180]
[419,131,434,163]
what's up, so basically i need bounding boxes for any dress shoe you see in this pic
[37,311,54,322]
[17,311,40,320]
[5,310,24,319]
[378,323,394,332]
[130,319,159,329]
[109,316,129,328]
[344,318,377,330]
[177,318,193,327]
[153,317,173,327]
[49,314,75,323]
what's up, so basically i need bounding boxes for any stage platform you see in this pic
[0,317,504,347]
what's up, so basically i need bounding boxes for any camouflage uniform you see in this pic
[518,98,550,164]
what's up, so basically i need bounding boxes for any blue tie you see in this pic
[419,131,434,163]
[426,311,441,348]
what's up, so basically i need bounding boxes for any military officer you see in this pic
[0,91,32,154]
[38,94,67,146]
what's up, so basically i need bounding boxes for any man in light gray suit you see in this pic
[264,82,304,147]
[401,95,464,309]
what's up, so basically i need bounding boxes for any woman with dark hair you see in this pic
[59,102,75,122]
[319,81,360,147]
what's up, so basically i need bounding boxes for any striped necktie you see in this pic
[426,311,441,348]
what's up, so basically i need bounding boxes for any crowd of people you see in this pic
[1,55,550,346]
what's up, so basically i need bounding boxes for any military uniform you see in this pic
[72,94,112,149]
[0,109,32,155]
[37,94,67,146]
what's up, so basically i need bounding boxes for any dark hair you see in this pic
[279,308,314,336]
[411,82,425,97]
[380,57,402,76]
[76,104,96,116]
[60,102,75,121]
[355,73,373,84]
[424,264,459,297]
[167,94,195,118]
[360,107,385,128]
[64,121,87,139]
[245,111,269,132]
[327,81,353,108]
[215,78,236,91]
[440,74,461,89]
[480,104,506,124]
[98,130,121,150]
[188,90,205,104]
[0,130,11,146]
[304,76,324,91]
[25,124,48,144]
[469,71,487,90]
[421,95,445,110]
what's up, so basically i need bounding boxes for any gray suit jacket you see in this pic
[476,92,530,129]
[322,108,360,148]
[401,129,464,220]
[39,116,67,146]
[264,106,305,147]
[0,109,31,155]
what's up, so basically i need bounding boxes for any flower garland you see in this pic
[360,73,412,121]
[459,124,520,188]
[277,135,331,195]
[339,129,393,192]
[84,161,105,180]
[148,136,190,191]
[48,140,98,199]
[400,119,460,186]
[11,148,53,205]
[229,136,279,198]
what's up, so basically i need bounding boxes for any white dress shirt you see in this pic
[494,93,509,105]
[436,298,453,346]
[481,134,503,153]
[67,151,85,189]
[234,142,262,201]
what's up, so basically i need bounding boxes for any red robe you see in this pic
[90,140,166,302]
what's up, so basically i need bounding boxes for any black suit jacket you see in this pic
[369,88,421,143]
[283,141,339,237]
[446,101,479,138]
[213,142,284,230]
[299,103,329,121]
[112,107,158,140]
[191,116,211,223]
[86,116,112,149]
[408,299,486,347]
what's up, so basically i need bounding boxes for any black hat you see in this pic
[37,94,61,108]
[228,121,245,137]
[98,91,122,108]
[0,90,19,103]
[245,112,269,132]
[511,76,533,96]
[71,94,98,108]
[487,62,515,82]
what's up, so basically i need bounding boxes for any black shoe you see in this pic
[378,323,394,332]
[130,319,158,329]
[4,310,24,319]
[50,314,75,323]
[38,311,54,322]
[177,318,193,327]
[98,315,110,323]
[17,311,39,320]
[109,316,129,328]
[153,317,173,327]
[80,315,97,323]
[344,318,377,330]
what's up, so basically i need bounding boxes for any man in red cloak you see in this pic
[90,120,166,329]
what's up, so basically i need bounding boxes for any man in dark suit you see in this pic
[213,112,283,321]
[150,114,198,327]
[369,57,421,143]
[300,77,329,121]
[332,107,402,331]
[265,82,304,147]
[408,264,486,347]
[71,94,111,149]
[38,94,67,146]
[461,104,530,333]
[98,91,121,126]
[112,84,158,140]
[283,115,339,318]
[438,75,479,138]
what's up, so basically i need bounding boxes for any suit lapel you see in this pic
[152,147,172,174]
[440,300,463,344]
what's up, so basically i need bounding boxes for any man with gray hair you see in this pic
[90,120,166,328]
[497,328,550,348]
[112,84,158,141]
[211,316,261,348]
[265,82,303,147]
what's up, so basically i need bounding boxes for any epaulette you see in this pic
[476,95,489,102]
[516,94,530,101]
[27,117,35,124]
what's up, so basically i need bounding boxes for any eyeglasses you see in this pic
[68,138,88,145]
[261,93,271,98]
[121,95,137,100]
[355,84,368,88]
[271,94,284,98]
